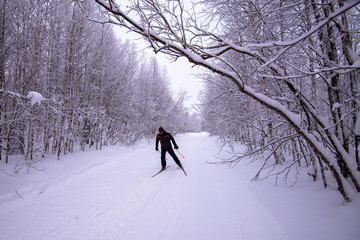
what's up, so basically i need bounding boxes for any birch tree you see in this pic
[94,0,360,201]
[0,0,10,162]
[1,0,190,171]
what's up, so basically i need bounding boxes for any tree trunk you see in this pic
[318,157,328,189]
[356,136,360,171]
[0,0,7,162]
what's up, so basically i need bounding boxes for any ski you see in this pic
[151,166,170,178]
[180,166,187,176]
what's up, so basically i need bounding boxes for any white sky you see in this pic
[154,53,203,112]
[117,30,204,113]
[112,0,205,113]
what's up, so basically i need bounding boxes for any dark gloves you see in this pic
[156,148,159,151]
[174,146,179,149]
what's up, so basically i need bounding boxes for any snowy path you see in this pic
[0,133,359,240]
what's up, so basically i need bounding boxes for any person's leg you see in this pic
[161,149,167,168]
[167,148,182,167]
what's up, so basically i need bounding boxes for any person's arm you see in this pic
[155,135,160,151]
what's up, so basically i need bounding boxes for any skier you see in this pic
[155,127,183,170]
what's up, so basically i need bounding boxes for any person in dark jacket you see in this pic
[155,127,183,170]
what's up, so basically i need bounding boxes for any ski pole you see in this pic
[176,149,185,158]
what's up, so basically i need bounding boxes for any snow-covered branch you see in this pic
[0,89,45,105]
[95,0,360,201]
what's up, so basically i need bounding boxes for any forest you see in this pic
[1,0,360,201]
[0,0,198,169]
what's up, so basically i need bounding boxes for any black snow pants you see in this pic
[161,148,182,168]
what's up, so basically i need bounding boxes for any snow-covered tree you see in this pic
[0,0,189,170]
[94,0,360,201]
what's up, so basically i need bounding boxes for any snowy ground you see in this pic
[0,133,359,240]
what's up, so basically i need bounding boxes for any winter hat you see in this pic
[159,127,164,132]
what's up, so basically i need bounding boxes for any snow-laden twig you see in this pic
[245,2,360,49]
[15,189,24,200]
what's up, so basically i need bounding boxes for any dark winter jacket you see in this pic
[156,131,178,150]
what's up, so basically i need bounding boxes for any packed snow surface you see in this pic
[0,133,359,240]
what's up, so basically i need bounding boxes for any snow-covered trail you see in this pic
[0,133,359,240]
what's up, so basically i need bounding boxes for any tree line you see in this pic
[0,0,197,170]
[200,0,360,200]
[94,0,359,201]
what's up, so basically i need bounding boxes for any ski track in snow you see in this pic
[0,133,359,240]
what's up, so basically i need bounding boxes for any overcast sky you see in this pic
[154,52,203,112]
[115,28,204,113]
[113,0,205,113]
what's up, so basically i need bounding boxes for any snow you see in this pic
[332,102,342,111]
[0,133,359,240]
[347,45,360,66]
[356,113,360,135]
[353,58,360,68]
[27,91,46,105]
